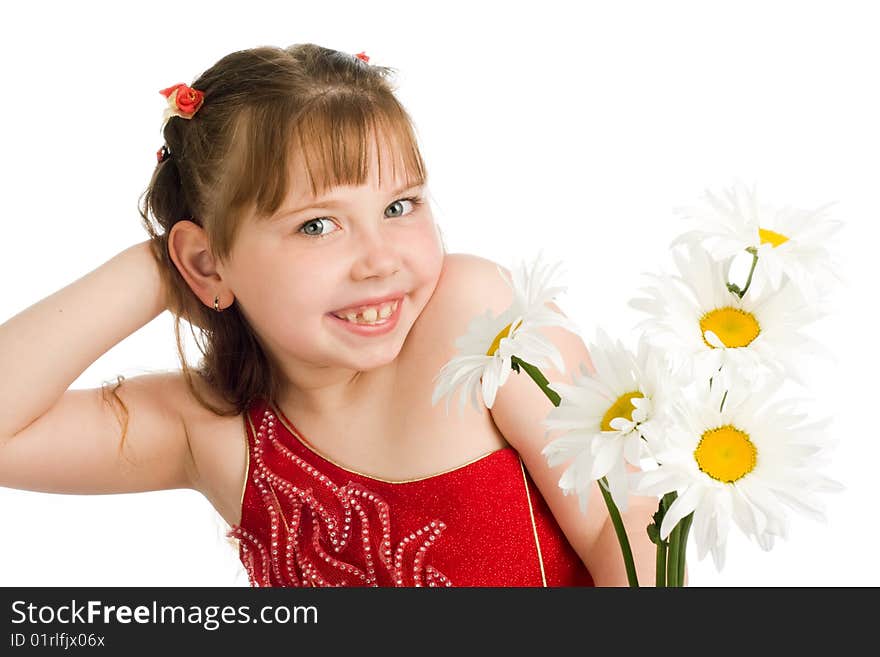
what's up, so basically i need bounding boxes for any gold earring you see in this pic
[214,295,221,312]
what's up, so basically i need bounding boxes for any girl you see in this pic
[0,43,658,587]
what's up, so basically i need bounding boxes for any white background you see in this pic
[0,0,876,586]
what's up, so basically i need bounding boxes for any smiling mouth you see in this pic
[330,299,401,325]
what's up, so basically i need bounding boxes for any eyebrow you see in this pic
[272,181,426,221]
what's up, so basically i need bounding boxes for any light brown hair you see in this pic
[107,43,429,449]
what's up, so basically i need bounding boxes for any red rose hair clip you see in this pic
[355,51,370,63]
[159,82,205,125]
[156,82,205,162]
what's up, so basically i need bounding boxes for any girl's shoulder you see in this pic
[437,251,501,289]
[419,252,504,322]
[399,251,503,366]
[418,251,510,334]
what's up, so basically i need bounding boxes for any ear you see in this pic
[167,220,230,312]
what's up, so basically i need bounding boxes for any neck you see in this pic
[275,361,398,419]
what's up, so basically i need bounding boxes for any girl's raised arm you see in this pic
[0,240,198,494]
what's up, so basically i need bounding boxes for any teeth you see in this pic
[334,300,398,324]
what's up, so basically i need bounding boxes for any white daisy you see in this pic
[628,241,831,390]
[670,180,845,305]
[539,327,674,514]
[629,332,680,448]
[431,250,580,416]
[629,379,842,571]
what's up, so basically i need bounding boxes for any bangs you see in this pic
[293,93,426,200]
[224,91,427,227]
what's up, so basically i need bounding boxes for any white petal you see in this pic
[590,439,621,479]
[704,330,725,349]
[730,484,766,536]
[481,359,501,408]
[630,467,684,497]
[710,540,727,572]
[609,417,634,432]
[660,485,705,541]
[755,531,775,551]
[542,432,592,467]
[623,434,643,466]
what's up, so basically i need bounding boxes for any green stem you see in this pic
[511,356,561,406]
[656,534,667,587]
[739,247,759,298]
[598,477,639,587]
[677,513,693,586]
[655,492,675,587]
[667,521,681,587]
[725,247,759,299]
[512,356,637,586]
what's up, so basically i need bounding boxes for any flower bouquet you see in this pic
[432,181,845,586]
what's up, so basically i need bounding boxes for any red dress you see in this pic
[226,396,594,587]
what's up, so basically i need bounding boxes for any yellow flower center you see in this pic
[694,424,757,483]
[486,319,523,356]
[699,307,761,348]
[600,391,645,431]
[759,226,789,247]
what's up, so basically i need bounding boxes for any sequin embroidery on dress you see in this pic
[226,408,454,587]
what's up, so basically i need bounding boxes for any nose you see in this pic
[350,222,401,280]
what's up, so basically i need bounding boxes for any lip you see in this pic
[329,291,406,315]
[326,296,403,336]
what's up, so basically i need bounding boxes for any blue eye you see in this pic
[385,197,419,218]
[298,217,338,239]
[296,196,425,240]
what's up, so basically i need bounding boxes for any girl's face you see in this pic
[218,138,444,408]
